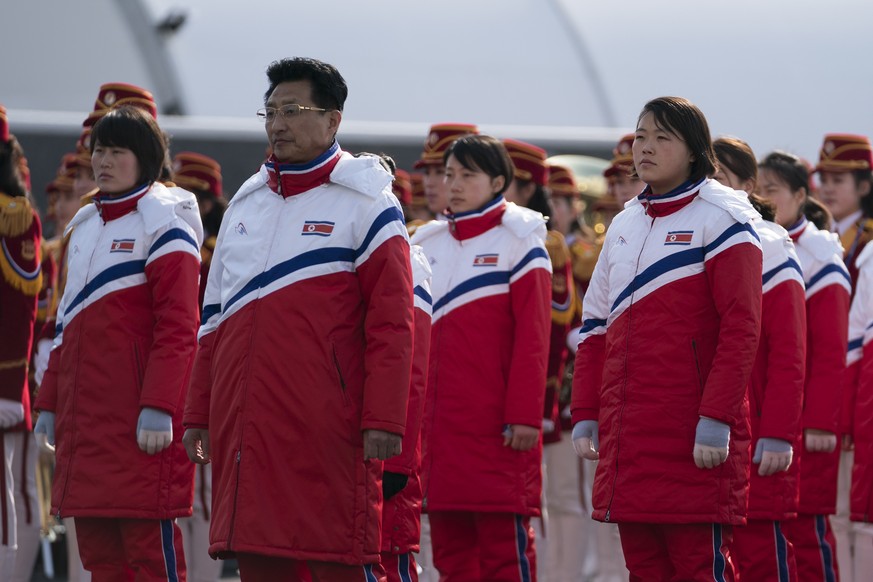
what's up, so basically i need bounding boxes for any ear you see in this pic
[741,178,756,195]
[859,178,872,198]
[491,175,506,194]
[327,110,342,135]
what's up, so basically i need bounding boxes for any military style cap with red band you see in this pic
[415,123,479,169]
[172,152,223,198]
[410,174,426,208]
[84,82,158,128]
[815,133,873,173]
[48,153,78,193]
[603,133,635,178]
[548,164,578,199]
[0,104,8,143]
[393,169,412,206]
[504,138,549,186]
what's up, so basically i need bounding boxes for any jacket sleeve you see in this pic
[139,221,201,415]
[184,221,228,428]
[384,301,432,475]
[699,221,762,426]
[758,279,807,441]
[503,235,552,427]
[570,237,611,425]
[804,283,850,433]
[354,199,414,436]
[845,264,873,438]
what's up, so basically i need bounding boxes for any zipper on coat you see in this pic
[331,344,349,405]
[226,201,285,549]
[57,224,107,518]
[605,216,656,521]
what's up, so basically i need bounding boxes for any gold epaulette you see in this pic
[570,239,602,282]
[406,219,427,237]
[545,230,570,269]
[0,193,34,237]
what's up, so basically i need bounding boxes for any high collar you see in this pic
[787,215,808,241]
[265,140,342,199]
[93,183,150,222]
[834,210,863,235]
[447,196,506,241]
[638,177,705,218]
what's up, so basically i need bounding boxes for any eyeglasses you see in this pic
[256,104,329,122]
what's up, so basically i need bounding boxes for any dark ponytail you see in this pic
[803,196,832,231]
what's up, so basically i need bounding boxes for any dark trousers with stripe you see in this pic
[380,551,417,582]
[617,522,735,582]
[733,519,797,581]
[429,511,536,582]
[76,517,185,582]
[236,552,387,582]
[780,514,840,582]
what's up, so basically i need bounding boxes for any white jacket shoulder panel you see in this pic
[697,179,760,225]
[230,168,269,206]
[502,202,547,241]
[410,220,449,246]
[140,184,204,245]
[800,223,845,262]
[64,204,98,237]
[329,153,393,198]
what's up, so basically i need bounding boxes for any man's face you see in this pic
[264,80,341,164]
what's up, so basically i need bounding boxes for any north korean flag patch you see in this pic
[473,253,499,267]
[664,231,693,246]
[110,239,136,253]
[301,221,335,237]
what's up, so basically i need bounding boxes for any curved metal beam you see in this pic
[114,0,187,114]
[547,0,618,126]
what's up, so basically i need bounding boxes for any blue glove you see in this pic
[753,437,793,476]
[34,410,56,448]
[136,407,173,455]
[693,416,730,469]
[572,420,599,460]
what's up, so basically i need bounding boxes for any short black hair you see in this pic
[90,106,168,186]
[637,96,718,183]
[444,135,514,197]
[713,136,757,184]
[264,57,348,112]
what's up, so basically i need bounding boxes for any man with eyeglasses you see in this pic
[182,57,414,582]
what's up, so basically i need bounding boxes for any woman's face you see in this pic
[713,165,755,194]
[551,196,575,235]
[757,168,805,229]
[91,142,141,195]
[445,155,503,214]
[54,189,80,233]
[632,112,695,195]
[73,165,97,198]
[609,172,644,207]
[818,171,869,222]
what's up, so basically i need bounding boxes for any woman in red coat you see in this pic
[34,106,202,581]
[571,97,763,581]
[757,151,850,582]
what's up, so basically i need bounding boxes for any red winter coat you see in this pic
[184,154,414,565]
[571,179,761,525]
[381,247,431,555]
[746,220,806,520]
[787,217,851,515]
[413,197,552,517]
[35,183,202,519]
